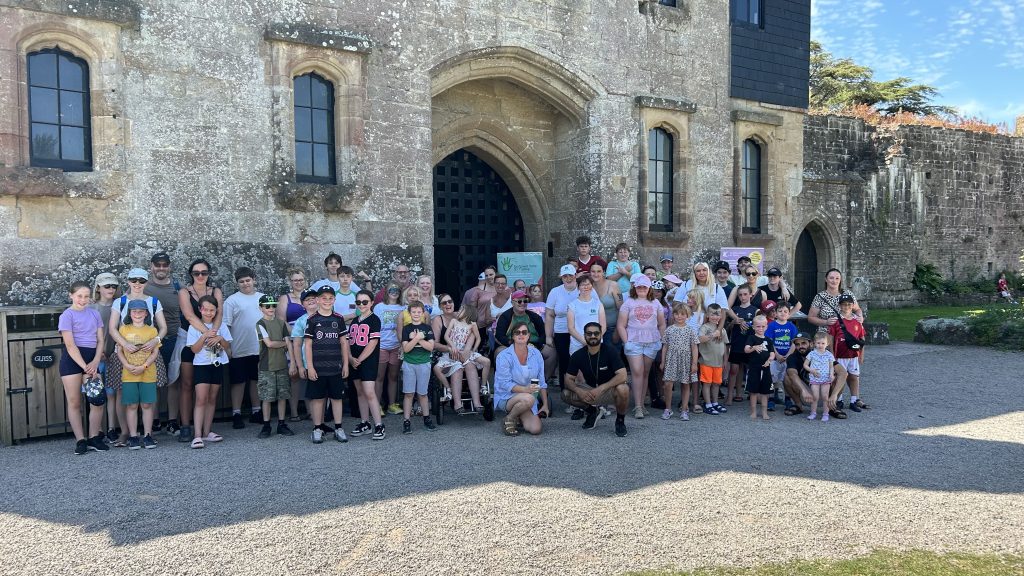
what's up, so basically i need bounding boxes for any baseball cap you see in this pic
[511,290,527,300]
[766,267,782,277]
[559,264,577,276]
[634,275,652,288]
[259,294,278,306]
[838,294,856,304]
[659,252,674,262]
[315,285,336,296]
[300,289,318,301]
[662,274,684,285]
[713,261,731,273]
[651,280,665,290]
[127,267,149,280]
[792,332,810,343]
[126,299,149,311]
[151,251,171,264]
[759,300,777,314]
[94,272,118,287]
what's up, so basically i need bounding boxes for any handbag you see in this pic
[826,301,865,350]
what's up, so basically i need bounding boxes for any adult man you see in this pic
[494,290,555,377]
[729,255,769,288]
[571,236,607,280]
[143,251,182,434]
[562,322,630,437]
[783,332,848,419]
[763,267,802,314]
[373,263,413,304]
[657,253,675,280]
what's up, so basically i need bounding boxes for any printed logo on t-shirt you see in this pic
[634,303,655,324]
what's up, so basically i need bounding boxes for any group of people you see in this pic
[55,239,870,455]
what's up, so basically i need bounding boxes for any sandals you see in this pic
[190,438,205,449]
[784,406,802,416]
[288,416,303,423]
[503,416,519,436]
[204,432,223,443]
[732,396,744,403]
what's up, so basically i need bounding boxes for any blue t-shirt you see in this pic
[766,320,799,357]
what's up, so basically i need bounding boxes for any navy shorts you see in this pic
[306,373,346,400]
[352,354,379,382]
[59,346,95,377]
[229,354,259,384]
[193,364,224,386]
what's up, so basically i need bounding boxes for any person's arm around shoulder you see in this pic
[616,300,629,343]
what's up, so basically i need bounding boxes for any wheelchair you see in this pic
[430,345,495,425]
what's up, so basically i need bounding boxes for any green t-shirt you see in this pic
[256,317,288,372]
[401,322,434,365]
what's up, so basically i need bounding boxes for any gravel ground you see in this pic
[2,342,1022,575]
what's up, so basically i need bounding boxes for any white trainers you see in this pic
[660,409,672,420]
[680,411,690,421]
[334,428,348,443]
[311,428,324,444]
[633,406,645,419]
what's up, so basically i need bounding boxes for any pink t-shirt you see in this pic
[619,298,662,343]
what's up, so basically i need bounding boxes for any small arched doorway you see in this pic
[794,228,819,312]
[433,149,524,300]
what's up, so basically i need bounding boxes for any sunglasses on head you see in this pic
[191,270,209,277]
[355,299,371,305]
[128,278,147,284]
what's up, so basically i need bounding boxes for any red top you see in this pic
[828,316,865,359]
[573,255,608,279]
[997,278,1009,292]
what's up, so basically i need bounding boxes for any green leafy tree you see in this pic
[809,41,956,116]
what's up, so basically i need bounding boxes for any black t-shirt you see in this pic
[304,312,348,376]
[566,343,625,388]
[347,314,381,359]
[786,349,808,380]
[730,303,758,350]
[763,284,798,307]
[745,334,774,370]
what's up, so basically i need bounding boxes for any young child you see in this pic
[743,315,776,420]
[828,293,869,412]
[187,295,233,448]
[727,285,758,404]
[766,302,799,410]
[288,289,319,421]
[303,285,351,444]
[803,333,835,421]
[222,267,264,427]
[697,304,729,415]
[117,299,161,450]
[59,281,108,455]
[256,295,294,438]
[660,302,699,421]
[348,290,385,440]
[373,283,406,416]
[401,301,436,434]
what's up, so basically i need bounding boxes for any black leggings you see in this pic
[553,332,571,386]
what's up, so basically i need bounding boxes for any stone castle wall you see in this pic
[801,115,1024,307]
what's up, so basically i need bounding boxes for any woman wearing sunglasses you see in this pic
[91,272,122,441]
[175,259,224,442]
[727,265,768,310]
[106,268,168,446]
[494,321,549,436]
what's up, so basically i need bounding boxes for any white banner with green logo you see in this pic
[498,252,544,286]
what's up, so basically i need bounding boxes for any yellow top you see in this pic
[119,324,159,383]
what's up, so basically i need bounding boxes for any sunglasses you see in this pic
[101,284,118,290]
[191,270,210,277]
[584,331,602,337]
[746,272,759,277]
[513,299,528,304]
[440,299,453,305]
[260,304,277,309]
[513,329,530,335]
[355,300,371,305]
[128,278,147,284]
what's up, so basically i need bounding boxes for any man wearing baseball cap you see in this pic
[783,332,848,419]
[657,252,675,280]
[144,251,184,436]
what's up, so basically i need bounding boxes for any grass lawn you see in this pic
[869,305,985,341]
[631,550,1024,576]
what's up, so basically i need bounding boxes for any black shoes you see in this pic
[582,407,599,430]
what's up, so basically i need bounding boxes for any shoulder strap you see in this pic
[173,279,181,292]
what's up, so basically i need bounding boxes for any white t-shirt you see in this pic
[222,291,264,357]
[545,284,579,334]
[675,280,729,310]
[185,323,233,366]
[729,273,768,288]
[567,296,602,355]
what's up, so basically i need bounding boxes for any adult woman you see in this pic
[176,259,224,442]
[545,264,580,386]
[277,266,308,420]
[435,305,488,413]
[566,276,606,356]
[431,294,459,401]
[107,268,169,446]
[483,274,513,353]
[374,283,406,415]
[606,242,642,295]
[91,272,121,440]
[590,262,622,348]
[807,268,863,332]
[642,265,658,282]
[616,275,666,418]
[494,321,549,436]
[678,263,728,315]
[726,265,768,310]
[417,275,440,318]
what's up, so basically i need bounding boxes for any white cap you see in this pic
[127,268,149,280]
[559,264,577,276]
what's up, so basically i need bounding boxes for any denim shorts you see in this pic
[623,340,661,359]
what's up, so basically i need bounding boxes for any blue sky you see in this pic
[811,0,1024,128]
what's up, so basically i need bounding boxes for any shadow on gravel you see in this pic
[1,343,1022,546]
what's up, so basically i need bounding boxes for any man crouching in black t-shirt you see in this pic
[562,322,630,437]
[783,332,848,419]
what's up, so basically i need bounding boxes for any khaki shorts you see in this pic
[562,384,619,408]
[257,369,291,402]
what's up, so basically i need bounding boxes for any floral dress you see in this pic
[661,324,699,383]
[435,320,485,376]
